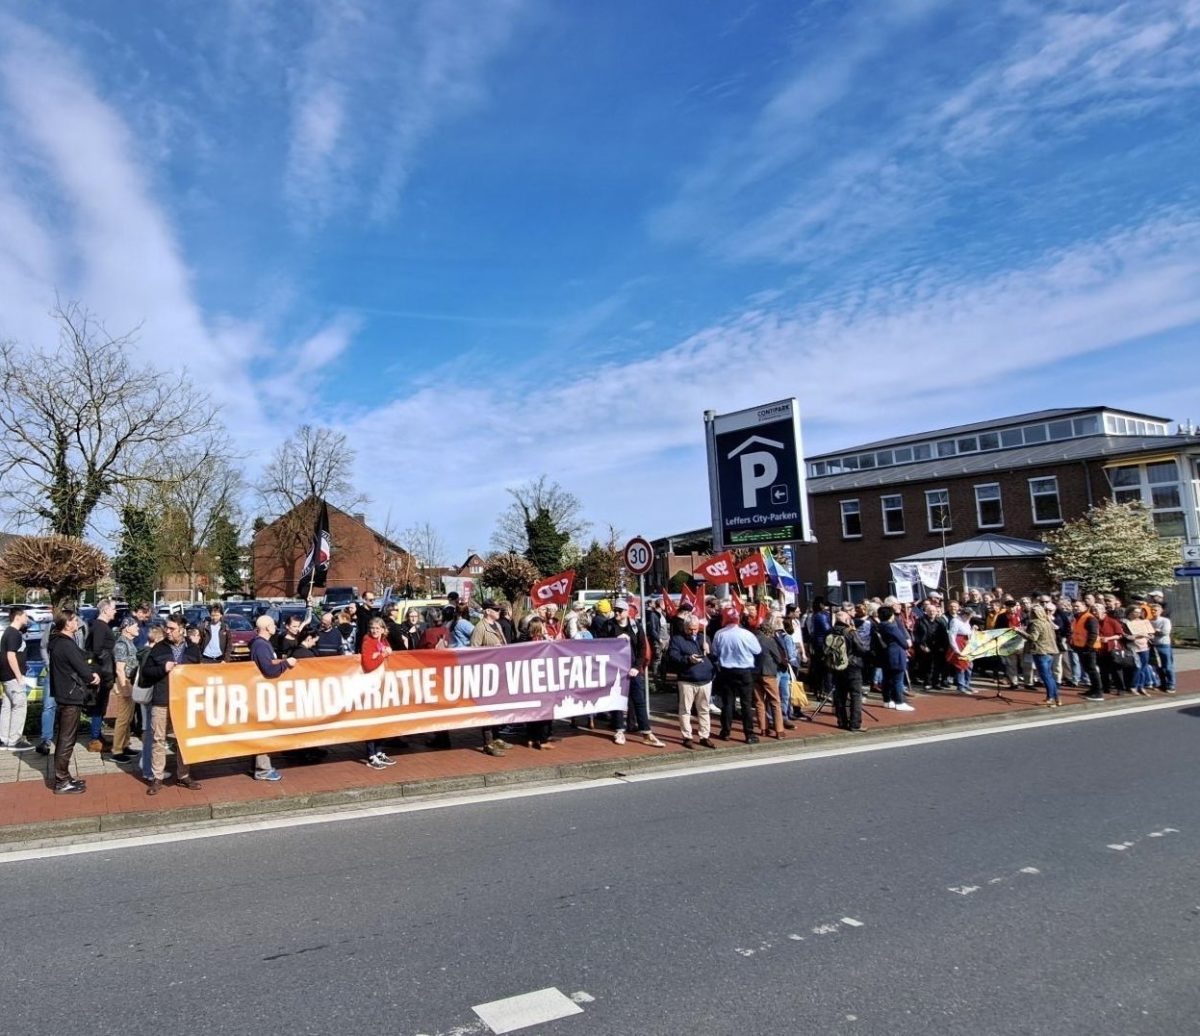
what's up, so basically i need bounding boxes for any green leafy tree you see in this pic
[207,512,244,596]
[524,507,570,576]
[481,551,539,619]
[112,506,160,606]
[576,538,622,590]
[668,570,691,594]
[1043,500,1180,597]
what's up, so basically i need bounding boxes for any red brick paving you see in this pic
[3,671,1197,837]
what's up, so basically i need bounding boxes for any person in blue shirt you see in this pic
[711,607,761,743]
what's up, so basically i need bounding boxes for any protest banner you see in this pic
[170,639,631,764]
[737,552,768,586]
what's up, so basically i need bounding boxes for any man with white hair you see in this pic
[247,616,293,781]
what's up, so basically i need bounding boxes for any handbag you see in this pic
[1111,646,1136,669]
[131,657,154,705]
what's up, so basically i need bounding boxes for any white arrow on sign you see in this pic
[1182,543,1200,563]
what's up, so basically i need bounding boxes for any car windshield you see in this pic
[226,615,253,631]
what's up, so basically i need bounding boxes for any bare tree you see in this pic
[0,301,221,537]
[256,425,366,579]
[152,452,244,595]
[400,520,448,596]
[489,475,590,555]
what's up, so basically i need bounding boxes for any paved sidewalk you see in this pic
[3,653,1197,845]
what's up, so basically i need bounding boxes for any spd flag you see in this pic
[660,588,677,618]
[530,569,575,607]
[737,551,768,586]
[697,551,737,585]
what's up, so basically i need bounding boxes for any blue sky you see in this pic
[2,0,1199,560]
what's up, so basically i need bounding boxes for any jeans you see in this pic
[1,677,28,745]
[1132,650,1154,691]
[612,672,650,734]
[778,668,793,720]
[717,668,756,739]
[1076,649,1102,694]
[1154,643,1175,690]
[882,667,906,705]
[41,689,57,745]
[1033,654,1059,701]
[139,703,154,779]
[954,661,972,693]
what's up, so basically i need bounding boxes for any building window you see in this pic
[895,446,914,463]
[963,567,996,592]
[1023,424,1048,444]
[840,499,862,538]
[1048,420,1072,440]
[1029,477,1062,524]
[926,489,951,532]
[914,443,933,461]
[979,432,1000,451]
[844,581,867,604]
[937,440,956,458]
[881,494,905,535]
[957,436,978,454]
[1073,415,1100,435]
[877,450,893,466]
[1106,461,1186,537]
[1000,428,1022,447]
[974,484,1004,528]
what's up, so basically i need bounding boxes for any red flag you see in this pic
[660,588,677,617]
[679,584,697,612]
[530,569,575,607]
[696,551,736,585]
[693,581,706,611]
[730,589,747,615]
[737,552,768,586]
[754,601,771,629]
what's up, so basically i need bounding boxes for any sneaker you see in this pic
[885,701,897,710]
[483,740,506,756]
[642,732,665,747]
[4,737,34,752]
[366,755,387,770]
[175,776,202,790]
[53,779,85,795]
[110,750,135,763]
[35,740,52,755]
[146,779,162,796]
[708,703,722,715]
[492,738,513,750]
[255,769,284,781]
[1082,694,1104,702]
[895,703,916,712]
[376,753,396,766]
[698,738,717,749]
[681,738,694,749]
[613,730,626,745]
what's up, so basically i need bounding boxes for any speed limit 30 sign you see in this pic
[623,536,654,575]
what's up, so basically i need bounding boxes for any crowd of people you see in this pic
[5,582,1178,797]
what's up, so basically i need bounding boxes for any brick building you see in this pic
[652,406,1200,633]
[252,501,412,599]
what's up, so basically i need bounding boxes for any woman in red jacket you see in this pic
[360,618,396,769]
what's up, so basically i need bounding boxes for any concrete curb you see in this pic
[1,691,1192,850]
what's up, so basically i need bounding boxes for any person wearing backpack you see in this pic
[827,610,867,731]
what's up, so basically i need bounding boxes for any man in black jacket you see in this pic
[828,610,868,731]
[46,609,100,794]
[602,600,664,747]
[84,597,117,752]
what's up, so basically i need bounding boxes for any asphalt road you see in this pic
[6,703,1200,1036]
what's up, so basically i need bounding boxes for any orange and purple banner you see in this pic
[169,639,631,764]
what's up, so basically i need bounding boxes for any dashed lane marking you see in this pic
[471,987,583,1034]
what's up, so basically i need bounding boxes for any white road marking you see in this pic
[472,988,583,1034]
[788,934,804,941]
[1107,844,1130,851]
[735,948,755,957]
[988,877,1004,884]
[3,697,1189,860]
[1020,867,1041,875]
[948,885,980,896]
[812,923,839,935]
[840,917,864,927]
[568,992,594,1004]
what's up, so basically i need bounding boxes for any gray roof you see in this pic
[809,406,1171,460]
[896,534,1051,562]
[809,434,1200,493]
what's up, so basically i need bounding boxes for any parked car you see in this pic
[226,613,255,658]
[0,612,44,663]
[321,586,358,609]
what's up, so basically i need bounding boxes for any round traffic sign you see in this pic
[623,536,654,575]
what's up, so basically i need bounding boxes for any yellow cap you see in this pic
[596,599,612,614]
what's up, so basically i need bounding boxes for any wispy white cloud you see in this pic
[281,0,527,228]
[651,1,1200,266]
[343,213,1200,549]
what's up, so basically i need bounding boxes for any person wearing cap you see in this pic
[469,600,511,756]
[601,599,664,747]
[593,598,614,638]
[107,615,141,762]
[711,605,761,742]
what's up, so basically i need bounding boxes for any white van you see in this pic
[573,589,618,607]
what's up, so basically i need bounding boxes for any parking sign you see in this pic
[705,399,811,548]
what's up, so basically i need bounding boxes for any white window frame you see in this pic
[926,489,951,532]
[881,494,905,536]
[974,483,1004,529]
[844,581,867,604]
[1107,460,1186,538]
[1028,476,1062,525]
[963,567,996,592]
[840,499,862,539]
